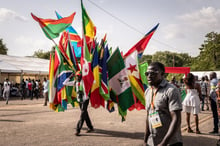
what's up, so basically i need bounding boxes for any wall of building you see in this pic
[0,73,48,84]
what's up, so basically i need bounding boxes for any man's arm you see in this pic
[63,74,76,86]
[158,110,181,146]
[144,111,150,146]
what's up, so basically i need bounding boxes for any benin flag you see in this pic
[31,12,75,39]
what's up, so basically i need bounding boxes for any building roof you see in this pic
[0,54,49,74]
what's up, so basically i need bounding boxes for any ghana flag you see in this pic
[31,12,75,39]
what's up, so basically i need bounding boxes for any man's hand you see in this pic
[69,73,75,79]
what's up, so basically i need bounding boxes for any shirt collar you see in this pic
[158,79,168,88]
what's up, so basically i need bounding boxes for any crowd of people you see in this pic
[1,62,220,145]
[0,77,49,105]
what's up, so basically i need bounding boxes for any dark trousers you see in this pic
[76,99,93,133]
[210,98,219,132]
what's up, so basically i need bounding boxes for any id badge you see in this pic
[149,111,162,128]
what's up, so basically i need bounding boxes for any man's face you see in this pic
[145,65,163,87]
[76,75,82,81]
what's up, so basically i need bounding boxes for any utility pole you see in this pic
[173,54,175,67]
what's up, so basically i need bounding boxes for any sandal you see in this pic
[196,130,201,134]
[187,128,193,133]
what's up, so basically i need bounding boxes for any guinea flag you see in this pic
[107,48,134,112]
[31,12,75,39]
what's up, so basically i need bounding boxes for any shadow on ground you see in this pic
[80,128,144,140]
[183,135,219,146]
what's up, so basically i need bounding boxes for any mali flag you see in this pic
[31,12,75,39]
[81,0,96,51]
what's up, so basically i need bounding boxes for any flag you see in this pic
[66,35,80,71]
[81,0,96,51]
[31,12,75,39]
[123,23,159,58]
[124,50,145,110]
[55,11,82,58]
[107,48,134,112]
[81,0,95,96]
[48,52,56,106]
[90,46,105,108]
[139,62,148,90]
[99,44,110,100]
[50,46,76,112]
[81,36,94,96]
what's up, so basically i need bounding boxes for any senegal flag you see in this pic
[31,12,75,39]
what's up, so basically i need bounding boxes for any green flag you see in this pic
[139,62,148,86]
[107,48,134,112]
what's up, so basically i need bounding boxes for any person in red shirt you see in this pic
[28,79,32,98]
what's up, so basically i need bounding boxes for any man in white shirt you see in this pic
[3,78,10,104]
[43,78,49,106]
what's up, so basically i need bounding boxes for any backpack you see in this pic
[200,81,207,95]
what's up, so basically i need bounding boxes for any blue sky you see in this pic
[0,0,220,57]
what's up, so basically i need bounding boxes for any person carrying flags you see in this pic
[63,71,94,136]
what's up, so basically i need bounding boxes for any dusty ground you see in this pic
[0,98,219,146]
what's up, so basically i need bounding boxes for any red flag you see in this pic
[124,23,159,59]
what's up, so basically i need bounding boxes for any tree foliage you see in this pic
[191,32,220,71]
[0,38,8,55]
[33,49,51,60]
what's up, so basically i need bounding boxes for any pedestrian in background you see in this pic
[182,73,201,134]
[20,79,26,100]
[43,78,49,106]
[209,72,219,134]
[28,79,32,98]
[35,79,39,99]
[200,76,208,111]
[3,78,10,104]
[204,75,210,110]
[144,62,182,146]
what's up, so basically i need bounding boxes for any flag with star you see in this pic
[124,50,145,110]
[107,48,134,120]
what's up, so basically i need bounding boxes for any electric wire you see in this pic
[87,0,178,51]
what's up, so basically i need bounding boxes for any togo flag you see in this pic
[107,48,134,112]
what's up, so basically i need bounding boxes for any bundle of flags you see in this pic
[31,0,159,120]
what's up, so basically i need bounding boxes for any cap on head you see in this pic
[75,71,82,76]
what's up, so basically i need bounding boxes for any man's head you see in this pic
[145,62,165,87]
[201,76,205,81]
[210,72,217,80]
[44,77,47,81]
[75,71,82,81]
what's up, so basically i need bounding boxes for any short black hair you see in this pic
[149,62,165,74]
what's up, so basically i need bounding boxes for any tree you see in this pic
[192,32,220,71]
[139,54,152,64]
[33,49,51,59]
[0,38,8,55]
[151,51,192,67]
